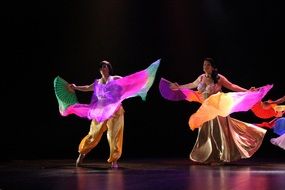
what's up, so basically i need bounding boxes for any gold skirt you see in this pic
[190,116,267,163]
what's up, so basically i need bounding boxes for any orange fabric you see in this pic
[251,101,277,119]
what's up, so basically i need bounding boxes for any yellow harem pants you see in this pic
[78,106,124,163]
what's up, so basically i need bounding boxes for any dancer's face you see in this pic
[203,60,214,74]
[100,64,110,76]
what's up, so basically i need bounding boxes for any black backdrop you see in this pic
[2,0,285,160]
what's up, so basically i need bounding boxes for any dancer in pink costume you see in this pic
[55,59,160,168]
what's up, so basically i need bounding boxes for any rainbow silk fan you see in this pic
[53,76,78,115]
[54,59,161,122]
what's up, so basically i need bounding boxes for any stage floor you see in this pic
[1,158,285,190]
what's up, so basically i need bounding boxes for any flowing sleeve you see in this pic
[58,59,160,122]
[188,84,273,130]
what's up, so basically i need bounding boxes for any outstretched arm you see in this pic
[113,75,122,80]
[267,95,285,105]
[219,74,248,92]
[170,75,202,90]
[70,83,94,92]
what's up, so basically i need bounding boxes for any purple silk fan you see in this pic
[159,78,186,101]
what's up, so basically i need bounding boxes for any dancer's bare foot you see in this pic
[111,161,119,169]
[76,154,85,167]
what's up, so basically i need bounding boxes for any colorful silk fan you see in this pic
[272,117,285,135]
[159,77,273,130]
[274,105,285,116]
[54,76,79,115]
[159,78,187,101]
[159,78,204,103]
[59,59,161,123]
[254,118,278,129]
[251,101,278,119]
[270,134,285,150]
[253,104,285,129]
[189,84,273,130]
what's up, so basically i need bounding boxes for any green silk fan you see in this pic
[53,76,78,113]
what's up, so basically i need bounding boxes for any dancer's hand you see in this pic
[249,86,257,91]
[170,82,180,90]
[67,83,76,93]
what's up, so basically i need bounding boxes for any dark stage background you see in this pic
[2,0,285,161]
